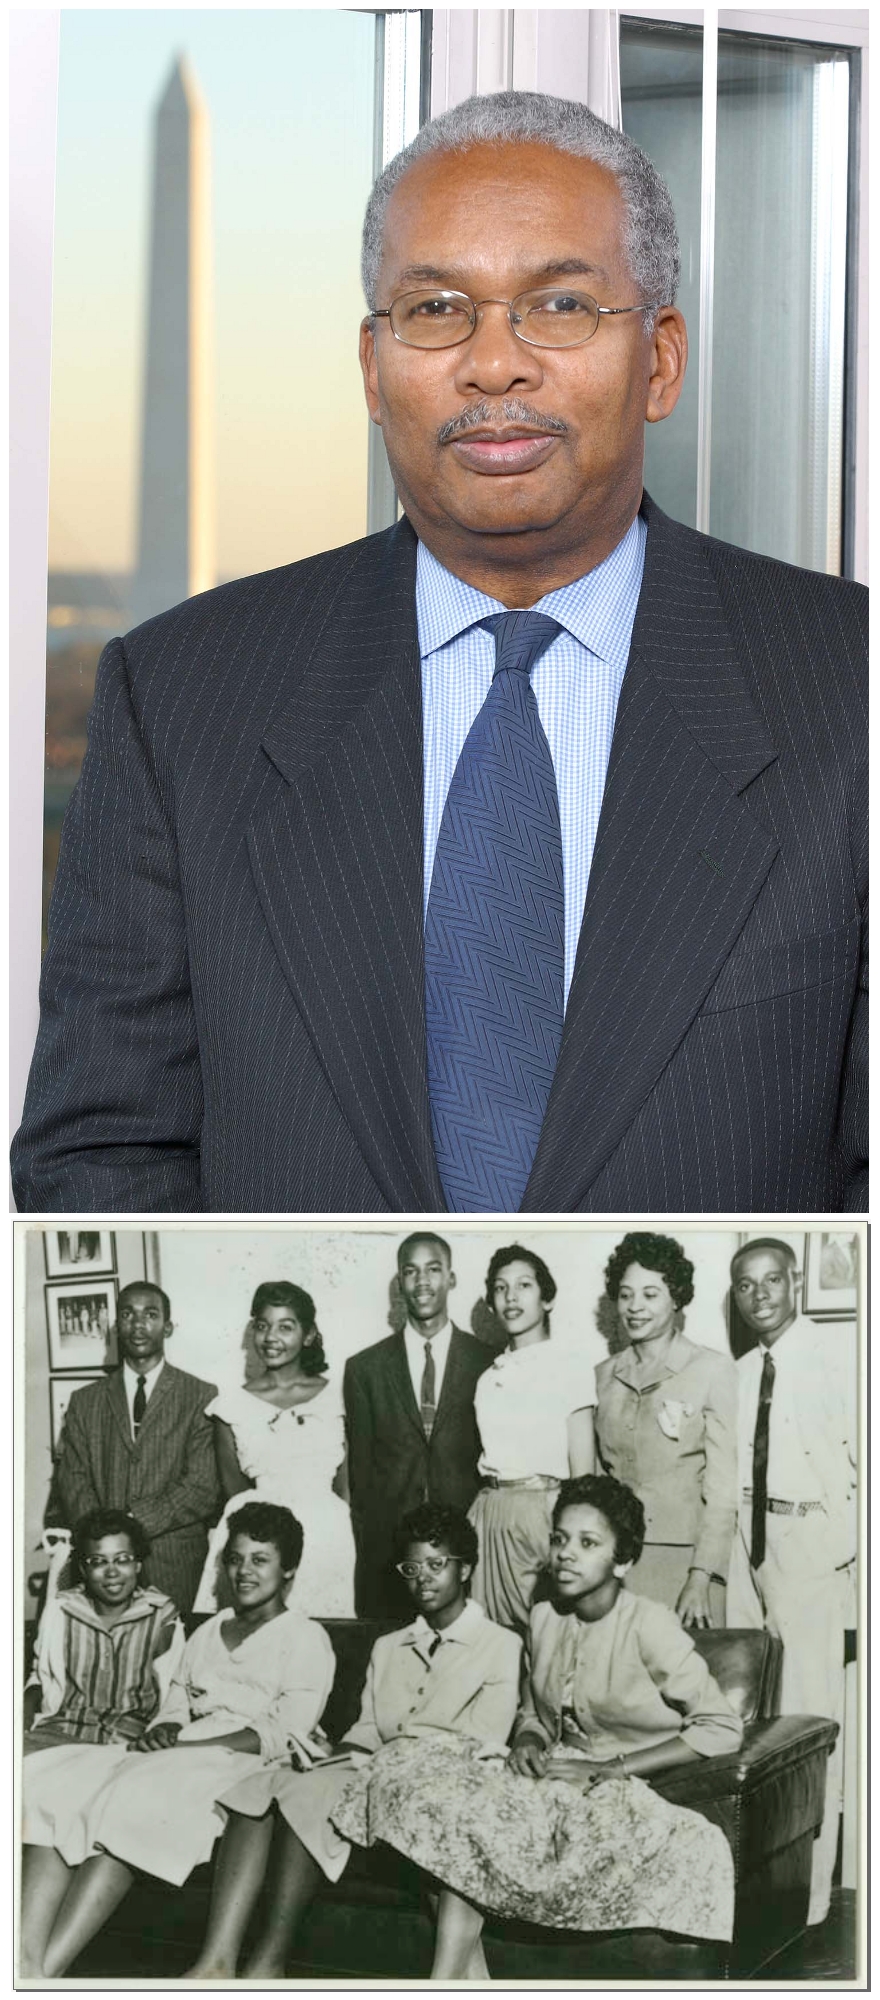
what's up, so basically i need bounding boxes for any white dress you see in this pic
[194,1379,355,1616]
[65,1609,335,1884]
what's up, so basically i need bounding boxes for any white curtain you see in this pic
[430,10,622,127]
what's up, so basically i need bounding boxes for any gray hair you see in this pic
[361,90,681,335]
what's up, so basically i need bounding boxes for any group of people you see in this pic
[25,1228,854,1973]
[23,1485,741,1979]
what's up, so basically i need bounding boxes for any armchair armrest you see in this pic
[652,1716,839,1809]
[651,1716,838,1879]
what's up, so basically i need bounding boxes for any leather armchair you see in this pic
[42,1617,836,1981]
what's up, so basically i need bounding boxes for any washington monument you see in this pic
[131,54,215,627]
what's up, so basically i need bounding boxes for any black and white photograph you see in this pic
[18,1219,863,1984]
[45,1280,117,1372]
[43,1229,115,1279]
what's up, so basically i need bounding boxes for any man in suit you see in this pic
[12,91,866,1213]
[726,1239,857,1926]
[54,1281,219,1614]
[344,1233,492,1617]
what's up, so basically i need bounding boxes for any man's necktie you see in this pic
[425,610,565,1211]
[750,1350,776,1569]
[420,1340,436,1438]
[132,1374,147,1439]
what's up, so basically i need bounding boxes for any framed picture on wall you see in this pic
[803,1230,859,1317]
[43,1229,116,1279]
[50,1373,101,1453]
[46,1280,117,1371]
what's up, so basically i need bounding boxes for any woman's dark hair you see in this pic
[485,1243,558,1307]
[73,1508,150,1565]
[223,1501,304,1572]
[552,1475,646,1566]
[395,1502,479,1576]
[250,1281,327,1377]
[603,1231,694,1310]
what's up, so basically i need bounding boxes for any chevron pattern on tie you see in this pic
[425,609,564,1211]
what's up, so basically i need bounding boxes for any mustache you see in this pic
[437,399,569,446]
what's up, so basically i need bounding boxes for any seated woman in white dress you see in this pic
[468,1245,596,1632]
[331,1476,743,1979]
[194,1281,355,1617]
[186,1504,522,1981]
[25,1503,334,1980]
[21,1511,182,1978]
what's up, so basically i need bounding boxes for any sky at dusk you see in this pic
[49,9,377,580]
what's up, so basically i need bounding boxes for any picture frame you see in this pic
[46,1279,117,1371]
[50,1374,101,1453]
[43,1228,116,1279]
[803,1230,859,1318]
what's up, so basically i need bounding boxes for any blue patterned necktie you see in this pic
[425,609,565,1211]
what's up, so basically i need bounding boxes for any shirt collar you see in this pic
[755,1313,808,1364]
[404,1599,486,1649]
[404,1319,452,1353]
[123,1356,165,1387]
[611,1329,696,1391]
[415,513,645,674]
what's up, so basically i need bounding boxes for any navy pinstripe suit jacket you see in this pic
[53,1363,219,1615]
[13,495,867,1213]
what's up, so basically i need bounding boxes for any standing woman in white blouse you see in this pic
[469,1246,595,1632]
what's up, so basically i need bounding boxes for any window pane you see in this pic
[45,9,380,937]
[620,19,703,528]
[711,34,851,571]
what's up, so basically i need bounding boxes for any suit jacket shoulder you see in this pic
[159,1361,218,1404]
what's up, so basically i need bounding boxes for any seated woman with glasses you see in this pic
[22,1503,334,1981]
[21,1510,183,1978]
[332,1476,742,1980]
[187,1503,521,1980]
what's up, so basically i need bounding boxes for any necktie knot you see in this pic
[480,611,562,680]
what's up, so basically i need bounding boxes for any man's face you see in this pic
[360,141,685,577]
[116,1286,172,1371]
[397,1238,454,1328]
[731,1249,800,1344]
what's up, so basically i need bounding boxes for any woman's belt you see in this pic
[480,1474,561,1491]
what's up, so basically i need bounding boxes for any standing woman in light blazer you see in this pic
[594,1233,737,1628]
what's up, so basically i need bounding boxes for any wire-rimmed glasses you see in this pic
[370,287,662,351]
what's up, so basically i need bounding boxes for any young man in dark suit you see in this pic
[344,1234,492,1617]
[54,1282,219,1615]
[13,92,866,1215]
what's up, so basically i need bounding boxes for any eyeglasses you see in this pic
[394,1555,459,1578]
[370,287,662,352]
[81,1554,138,1570]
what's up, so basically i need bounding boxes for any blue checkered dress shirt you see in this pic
[416,513,647,1003]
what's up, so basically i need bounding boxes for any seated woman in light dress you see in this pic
[194,1281,355,1617]
[468,1245,596,1632]
[186,1504,521,1981]
[331,1475,743,1979]
[24,1503,334,1979]
[595,1233,737,1627]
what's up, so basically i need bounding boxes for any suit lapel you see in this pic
[248,520,444,1212]
[106,1370,134,1452]
[525,497,780,1210]
[432,1327,472,1438]
[384,1334,425,1439]
[135,1361,176,1441]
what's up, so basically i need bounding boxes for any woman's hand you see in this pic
[509,1737,550,1779]
[676,1570,713,1629]
[132,1721,183,1752]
